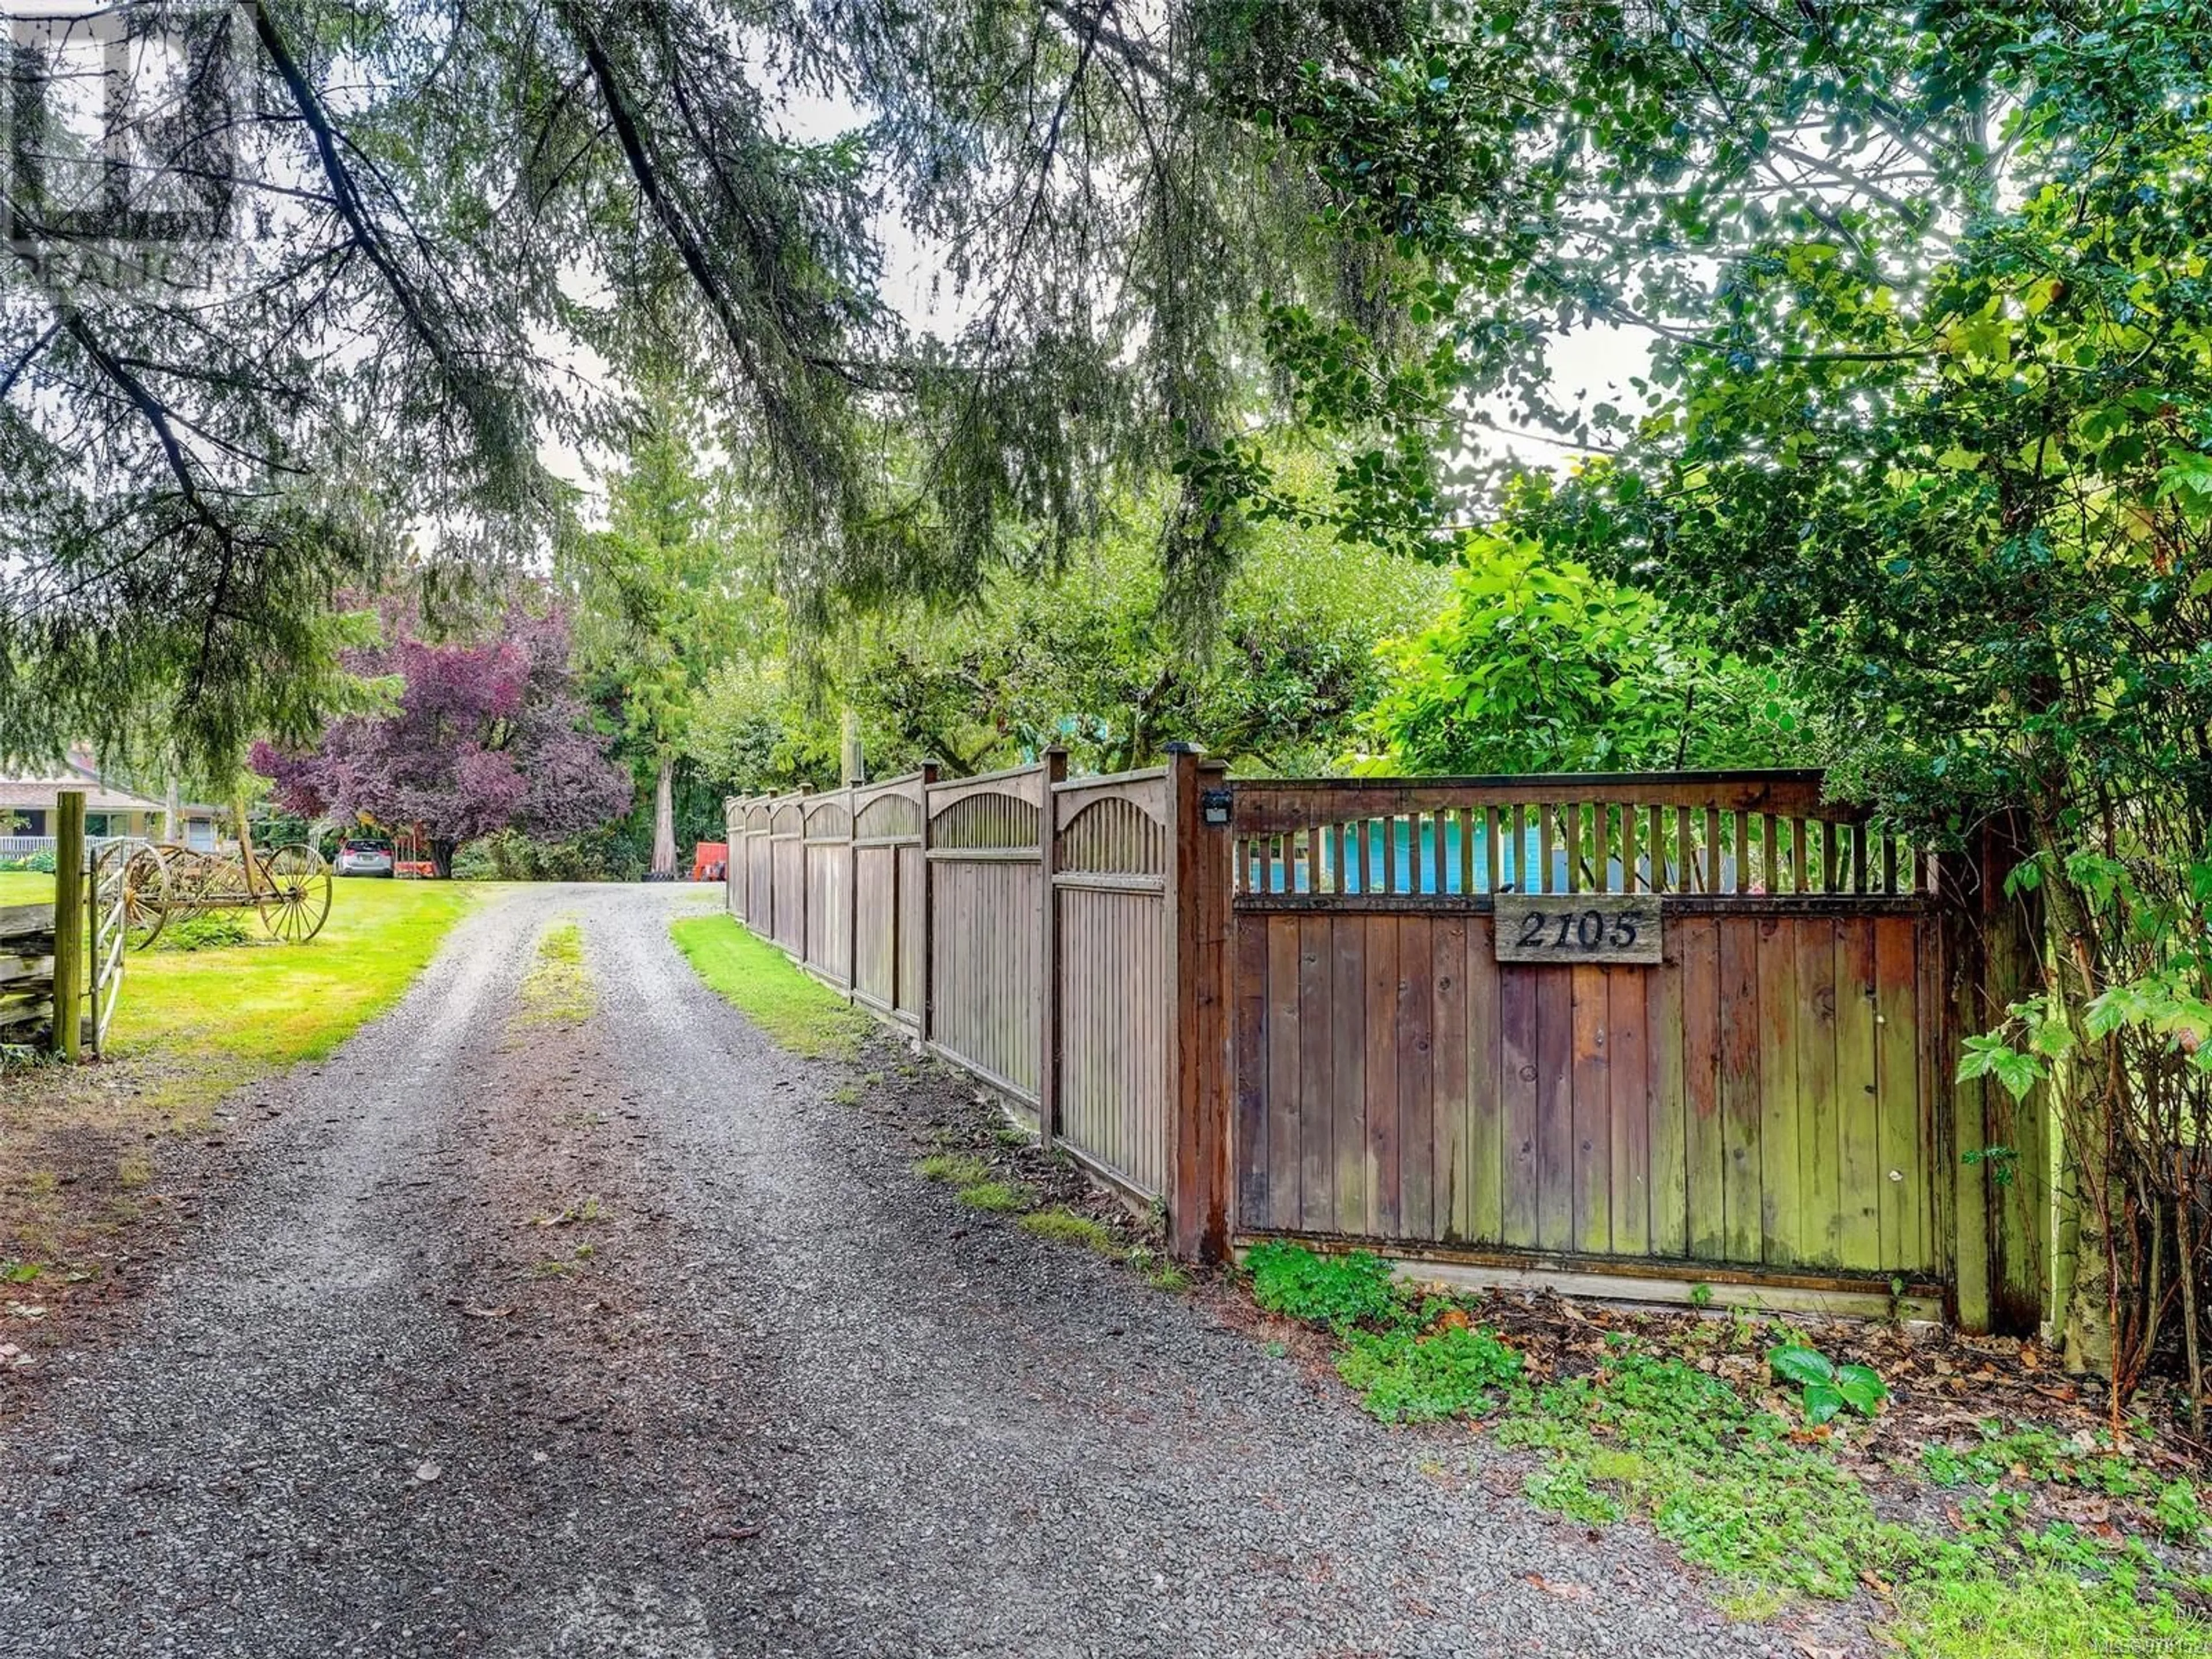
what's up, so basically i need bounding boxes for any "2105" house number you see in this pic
[1493,894,1663,965]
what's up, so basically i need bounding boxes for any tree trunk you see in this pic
[162,772,180,843]
[650,753,677,880]
[429,838,456,880]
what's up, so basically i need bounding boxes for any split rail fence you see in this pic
[2,791,127,1059]
[728,756,2048,1333]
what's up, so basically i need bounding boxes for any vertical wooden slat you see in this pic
[1681,915,1725,1260]
[1717,916,1762,1263]
[1704,806,1722,893]
[1647,933,1690,1257]
[1432,916,1469,1243]
[1836,918,1883,1270]
[1365,916,1402,1234]
[1540,804,1556,895]
[1397,915,1434,1237]
[1796,916,1840,1267]
[1876,915,1925,1274]
[1458,806,1476,897]
[1570,964,1610,1253]
[1565,802,1582,894]
[1267,917,1301,1230]
[1622,804,1639,895]
[1499,964,1540,1248]
[1327,914,1365,1232]
[1233,921,1270,1233]
[1757,918,1803,1266]
[1793,817,1809,895]
[1608,965,1650,1255]
[1299,915,1337,1233]
[1466,915,1503,1246]
[1536,965,1574,1249]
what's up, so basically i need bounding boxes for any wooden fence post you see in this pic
[846,782,859,1002]
[1038,747,1067,1148]
[917,761,939,1052]
[53,790,84,1062]
[1936,809,2050,1338]
[725,797,740,921]
[1164,745,1233,1262]
[794,785,812,969]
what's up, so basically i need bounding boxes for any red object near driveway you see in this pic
[692,841,729,882]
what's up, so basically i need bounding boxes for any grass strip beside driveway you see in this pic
[101,878,481,1116]
[669,913,865,1060]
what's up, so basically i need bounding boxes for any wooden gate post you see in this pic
[1165,745,1233,1262]
[1038,747,1067,1148]
[917,762,940,1051]
[53,790,85,1061]
[1936,808,2050,1338]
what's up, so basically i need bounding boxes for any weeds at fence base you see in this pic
[1018,1209,1122,1256]
[1234,1242,2212,1657]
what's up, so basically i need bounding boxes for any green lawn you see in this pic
[669,912,865,1059]
[107,877,480,1117]
[0,871,54,906]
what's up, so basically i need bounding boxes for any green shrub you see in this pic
[1335,1322,1522,1423]
[1246,1241,1402,1331]
[0,849,58,874]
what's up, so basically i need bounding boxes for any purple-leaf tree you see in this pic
[253,603,632,876]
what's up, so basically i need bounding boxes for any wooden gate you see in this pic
[1227,773,1950,1312]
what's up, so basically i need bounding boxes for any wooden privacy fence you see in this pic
[729,761,2047,1334]
[729,751,1223,1209]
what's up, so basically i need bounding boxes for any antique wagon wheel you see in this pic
[257,844,333,944]
[120,844,173,951]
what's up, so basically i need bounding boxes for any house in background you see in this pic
[0,754,222,854]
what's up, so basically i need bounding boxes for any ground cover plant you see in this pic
[516,921,594,1027]
[1240,1243,2212,1656]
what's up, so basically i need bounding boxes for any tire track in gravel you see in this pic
[1,885,1863,1659]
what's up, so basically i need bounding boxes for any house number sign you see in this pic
[1493,894,1663,965]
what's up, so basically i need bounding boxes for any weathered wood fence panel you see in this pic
[927,766,1047,1103]
[1053,770,1171,1196]
[1228,773,1945,1297]
[802,796,854,989]
[723,761,2041,1331]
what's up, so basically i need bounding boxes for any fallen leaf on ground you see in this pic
[1525,1573,1594,1601]
[461,1305,513,1319]
[414,1461,442,1483]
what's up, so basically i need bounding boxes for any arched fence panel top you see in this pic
[930,790,1042,853]
[854,791,922,842]
[1056,793,1167,877]
[802,798,853,841]
[927,761,1050,813]
[769,802,804,837]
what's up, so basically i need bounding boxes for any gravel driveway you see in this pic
[1,885,1855,1658]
